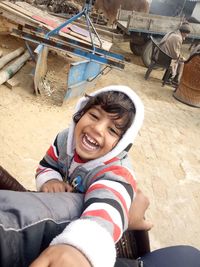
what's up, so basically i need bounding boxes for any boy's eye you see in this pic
[109,127,120,136]
[89,112,98,119]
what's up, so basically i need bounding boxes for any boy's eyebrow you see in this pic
[90,106,117,118]
[90,106,125,121]
[90,106,124,133]
[89,106,107,115]
[90,106,101,112]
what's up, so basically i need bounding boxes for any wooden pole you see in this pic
[0,47,25,70]
[0,50,30,85]
[34,46,48,95]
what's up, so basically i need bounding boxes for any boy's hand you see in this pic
[29,244,91,267]
[41,179,73,193]
[128,189,153,231]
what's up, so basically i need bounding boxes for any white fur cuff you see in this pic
[50,219,116,267]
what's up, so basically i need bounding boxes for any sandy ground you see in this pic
[0,34,200,251]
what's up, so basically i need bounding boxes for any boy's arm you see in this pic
[49,166,136,267]
[128,189,153,230]
[30,244,91,267]
[35,133,64,191]
[30,185,151,267]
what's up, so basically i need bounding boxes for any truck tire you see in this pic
[130,43,144,56]
[141,40,152,68]
[129,33,148,56]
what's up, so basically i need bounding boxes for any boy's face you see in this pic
[74,105,123,161]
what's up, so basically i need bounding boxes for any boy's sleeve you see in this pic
[50,165,136,267]
[35,134,63,191]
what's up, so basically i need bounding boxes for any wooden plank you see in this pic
[5,76,20,89]
[0,50,30,85]
[0,1,112,50]
[31,15,111,50]
[17,24,123,62]
[34,46,48,95]
[0,16,13,34]
[0,2,38,24]
[0,5,39,27]
[2,1,48,19]
[0,47,25,70]
[116,20,130,35]
[117,9,134,21]
[13,1,111,48]
[32,15,71,33]
[28,16,107,48]
[128,13,182,33]
[73,21,125,41]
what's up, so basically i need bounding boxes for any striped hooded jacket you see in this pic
[35,85,144,267]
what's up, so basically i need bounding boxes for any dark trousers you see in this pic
[0,191,200,267]
[0,191,83,267]
[141,245,200,267]
[115,245,200,267]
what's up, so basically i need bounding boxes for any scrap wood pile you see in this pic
[5,0,108,25]
[0,47,30,88]
[0,1,114,105]
[3,0,83,16]
[0,1,112,48]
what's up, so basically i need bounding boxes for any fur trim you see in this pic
[50,219,116,267]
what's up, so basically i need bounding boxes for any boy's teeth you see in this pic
[85,134,98,146]
[82,134,99,150]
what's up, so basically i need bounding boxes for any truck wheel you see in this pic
[129,42,144,56]
[129,33,147,56]
[141,40,152,68]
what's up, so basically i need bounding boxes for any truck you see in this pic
[116,9,200,67]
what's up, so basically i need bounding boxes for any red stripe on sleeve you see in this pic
[91,166,136,191]
[47,145,58,161]
[81,210,121,241]
[36,167,41,172]
[86,183,128,215]
[104,157,119,164]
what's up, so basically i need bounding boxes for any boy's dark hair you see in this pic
[73,91,136,137]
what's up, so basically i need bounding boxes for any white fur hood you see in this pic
[67,85,144,169]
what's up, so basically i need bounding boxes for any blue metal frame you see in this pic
[35,0,102,54]
[13,28,125,69]
[65,60,103,100]
[23,24,124,61]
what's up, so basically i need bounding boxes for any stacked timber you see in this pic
[0,50,30,86]
[0,1,112,50]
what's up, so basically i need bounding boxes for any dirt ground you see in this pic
[0,34,200,251]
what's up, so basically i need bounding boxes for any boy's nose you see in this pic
[92,121,106,135]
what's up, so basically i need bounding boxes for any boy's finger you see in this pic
[128,218,153,231]
[29,254,49,267]
[142,220,154,231]
[65,183,73,192]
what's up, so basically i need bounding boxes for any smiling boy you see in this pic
[74,105,121,161]
[0,85,199,267]
[32,85,144,267]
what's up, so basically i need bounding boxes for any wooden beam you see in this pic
[0,50,30,85]
[0,47,25,70]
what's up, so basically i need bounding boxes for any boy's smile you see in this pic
[74,106,122,161]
